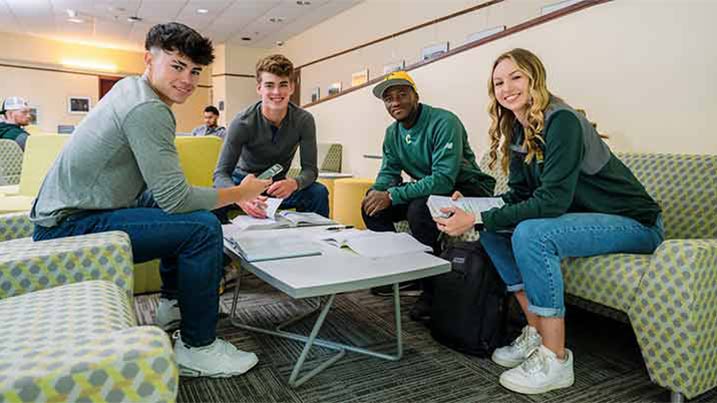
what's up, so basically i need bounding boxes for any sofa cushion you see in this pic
[562,253,653,313]
[617,153,717,240]
[0,281,177,403]
[0,280,134,352]
[0,231,134,299]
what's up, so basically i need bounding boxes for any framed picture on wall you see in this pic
[311,87,320,103]
[68,96,91,114]
[420,42,449,61]
[28,107,38,125]
[383,60,405,74]
[351,69,369,87]
[327,82,342,96]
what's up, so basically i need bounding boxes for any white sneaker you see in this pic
[155,298,181,331]
[499,345,574,394]
[175,336,259,378]
[492,325,541,368]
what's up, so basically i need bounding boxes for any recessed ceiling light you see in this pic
[67,17,85,24]
[241,37,252,41]
[196,8,209,14]
[268,17,285,23]
[296,0,311,5]
[127,16,142,22]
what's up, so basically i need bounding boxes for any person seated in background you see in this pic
[361,70,496,322]
[0,96,32,150]
[434,48,663,395]
[213,54,329,218]
[30,22,271,379]
[192,105,226,139]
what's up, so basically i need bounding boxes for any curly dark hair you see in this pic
[145,22,214,66]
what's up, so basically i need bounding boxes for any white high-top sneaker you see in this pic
[155,298,181,331]
[492,325,542,368]
[175,336,259,378]
[499,345,574,394]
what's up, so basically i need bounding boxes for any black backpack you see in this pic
[430,241,510,357]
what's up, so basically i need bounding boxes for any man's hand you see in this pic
[434,206,476,236]
[238,196,269,218]
[451,190,463,200]
[361,190,391,216]
[267,178,299,199]
[237,174,271,202]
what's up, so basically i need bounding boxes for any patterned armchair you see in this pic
[406,153,717,400]
[287,142,343,177]
[0,216,178,402]
[0,139,23,187]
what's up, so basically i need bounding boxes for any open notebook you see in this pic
[230,197,335,230]
[315,229,432,258]
[223,224,322,262]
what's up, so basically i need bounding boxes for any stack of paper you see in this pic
[427,195,505,219]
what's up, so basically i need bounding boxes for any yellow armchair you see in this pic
[134,135,223,293]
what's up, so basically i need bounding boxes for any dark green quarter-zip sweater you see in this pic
[482,98,661,232]
[373,103,495,203]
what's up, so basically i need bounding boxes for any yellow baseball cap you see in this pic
[372,71,418,99]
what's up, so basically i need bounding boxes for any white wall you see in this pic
[305,1,717,178]
[284,0,556,105]
[211,44,268,126]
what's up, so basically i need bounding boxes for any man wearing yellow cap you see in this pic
[361,71,495,321]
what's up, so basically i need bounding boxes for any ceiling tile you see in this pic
[136,0,186,20]
[1,0,366,51]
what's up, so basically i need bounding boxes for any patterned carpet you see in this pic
[134,274,717,403]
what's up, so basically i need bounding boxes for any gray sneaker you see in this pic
[492,325,541,368]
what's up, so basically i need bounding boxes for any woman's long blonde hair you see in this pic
[487,48,551,173]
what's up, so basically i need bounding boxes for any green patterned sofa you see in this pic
[0,219,178,402]
[402,153,716,401]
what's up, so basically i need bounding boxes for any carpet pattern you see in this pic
[133,273,717,403]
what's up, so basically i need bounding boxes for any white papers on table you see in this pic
[427,195,505,219]
[316,229,432,258]
[278,211,334,226]
[222,224,322,262]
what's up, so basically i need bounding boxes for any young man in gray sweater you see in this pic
[213,54,329,218]
[30,22,269,378]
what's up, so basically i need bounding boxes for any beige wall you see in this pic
[305,0,717,178]
[211,44,267,126]
[282,0,556,105]
[278,0,485,67]
[0,31,210,133]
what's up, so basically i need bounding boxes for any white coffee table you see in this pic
[224,226,450,387]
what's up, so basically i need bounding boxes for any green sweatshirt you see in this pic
[482,99,661,232]
[0,121,29,150]
[373,103,495,204]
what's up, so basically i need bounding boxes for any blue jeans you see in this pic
[479,213,664,318]
[33,194,223,348]
[232,171,330,217]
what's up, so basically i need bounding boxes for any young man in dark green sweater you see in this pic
[361,71,495,321]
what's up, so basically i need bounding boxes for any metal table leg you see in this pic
[230,273,404,387]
